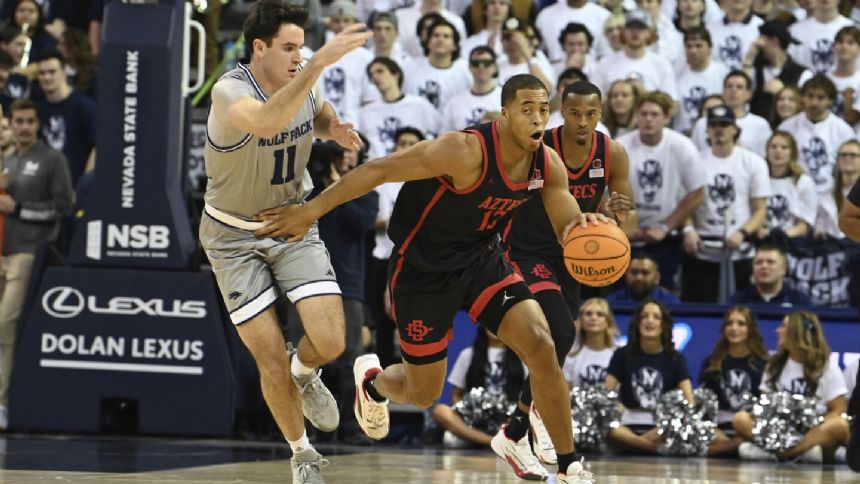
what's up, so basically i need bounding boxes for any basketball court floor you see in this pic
[0,434,855,483]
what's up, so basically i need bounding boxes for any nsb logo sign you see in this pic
[86,220,170,259]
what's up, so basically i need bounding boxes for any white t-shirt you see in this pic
[395,5,468,59]
[497,54,556,93]
[706,14,764,70]
[651,15,685,72]
[535,1,612,63]
[563,346,615,389]
[403,57,474,110]
[359,94,441,159]
[439,85,502,133]
[826,69,860,121]
[760,359,848,414]
[373,181,404,260]
[447,346,527,394]
[691,112,772,158]
[460,30,504,61]
[789,15,855,74]
[694,146,771,261]
[674,60,732,135]
[766,175,819,231]
[815,185,850,238]
[778,112,855,194]
[592,50,679,101]
[320,47,375,130]
[617,128,706,228]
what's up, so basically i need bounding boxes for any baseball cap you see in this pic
[707,105,736,126]
[369,10,398,30]
[625,10,652,29]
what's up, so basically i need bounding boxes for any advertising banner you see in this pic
[10,267,233,436]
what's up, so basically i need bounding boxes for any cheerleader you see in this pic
[733,311,850,462]
[563,298,619,390]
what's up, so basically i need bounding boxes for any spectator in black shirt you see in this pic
[729,244,812,306]
[9,0,58,62]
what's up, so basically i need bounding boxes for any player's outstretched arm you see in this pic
[226,24,372,139]
[254,131,482,239]
[541,149,609,243]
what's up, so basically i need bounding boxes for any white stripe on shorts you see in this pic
[205,203,268,231]
[286,280,342,303]
[230,286,278,324]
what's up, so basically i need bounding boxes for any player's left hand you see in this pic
[606,191,634,222]
[254,204,313,241]
[330,118,363,151]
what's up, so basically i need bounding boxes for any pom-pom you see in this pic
[654,389,717,456]
[750,392,823,454]
[570,384,621,450]
[452,387,515,435]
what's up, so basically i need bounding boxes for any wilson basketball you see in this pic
[563,222,631,286]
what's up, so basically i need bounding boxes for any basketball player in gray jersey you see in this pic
[199,1,371,482]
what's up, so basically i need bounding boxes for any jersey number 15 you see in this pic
[270,145,297,185]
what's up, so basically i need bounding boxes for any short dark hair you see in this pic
[394,126,425,143]
[34,48,65,67]
[683,26,712,46]
[9,98,37,117]
[802,74,838,101]
[559,22,593,49]
[422,19,460,59]
[630,253,659,266]
[557,67,588,86]
[562,80,602,102]
[469,45,496,61]
[243,0,309,49]
[724,69,752,91]
[501,74,548,107]
[367,57,404,89]
[835,25,860,45]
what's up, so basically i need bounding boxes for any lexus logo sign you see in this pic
[42,286,85,318]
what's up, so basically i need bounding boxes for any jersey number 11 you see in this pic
[270,145,297,185]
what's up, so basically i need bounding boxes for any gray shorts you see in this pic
[199,213,341,325]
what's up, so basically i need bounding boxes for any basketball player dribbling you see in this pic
[199,1,371,482]
[494,80,637,476]
[255,74,604,483]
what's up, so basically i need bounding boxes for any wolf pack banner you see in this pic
[9,267,234,436]
[781,236,860,307]
[68,0,196,269]
[441,305,859,404]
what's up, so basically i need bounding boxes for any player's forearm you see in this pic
[312,102,338,139]
[306,161,386,221]
[664,188,704,230]
[259,61,326,137]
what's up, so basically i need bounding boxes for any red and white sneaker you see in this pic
[529,403,557,465]
[490,424,549,481]
[558,458,594,484]
[353,354,389,440]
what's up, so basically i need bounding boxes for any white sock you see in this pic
[288,431,311,454]
[291,352,315,378]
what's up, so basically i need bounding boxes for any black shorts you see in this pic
[508,250,580,318]
[388,246,535,365]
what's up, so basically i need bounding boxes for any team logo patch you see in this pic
[528,168,544,190]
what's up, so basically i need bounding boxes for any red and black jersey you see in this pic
[387,121,550,272]
[504,126,611,257]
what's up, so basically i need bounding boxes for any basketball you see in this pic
[563,222,631,286]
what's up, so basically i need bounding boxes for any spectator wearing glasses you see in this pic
[816,139,860,238]
[440,46,503,133]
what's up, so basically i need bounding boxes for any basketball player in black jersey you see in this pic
[494,80,637,475]
[255,75,602,483]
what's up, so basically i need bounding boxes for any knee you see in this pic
[314,333,346,362]
[732,411,752,432]
[519,329,558,373]
[256,353,292,384]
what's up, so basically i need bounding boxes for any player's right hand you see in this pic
[312,24,373,67]
[254,204,313,242]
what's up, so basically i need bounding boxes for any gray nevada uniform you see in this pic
[201,63,341,324]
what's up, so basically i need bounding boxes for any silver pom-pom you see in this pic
[452,387,515,435]
[570,384,621,451]
[654,389,717,456]
[750,392,823,454]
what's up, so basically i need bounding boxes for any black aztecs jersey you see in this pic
[387,121,550,272]
[504,127,611,256]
